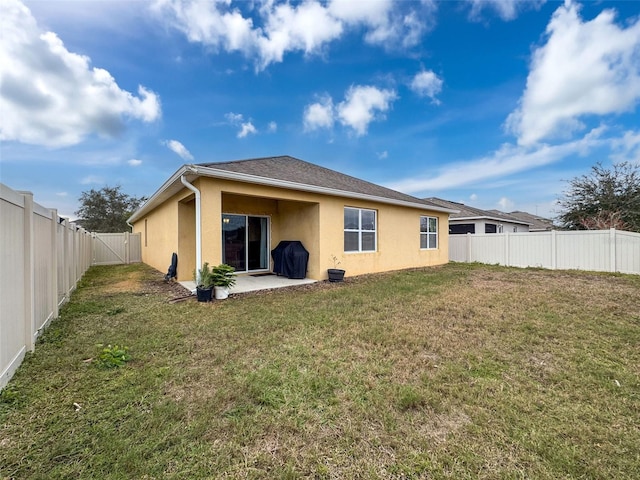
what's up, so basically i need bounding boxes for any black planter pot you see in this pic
[327,269,346,283]
[196,286,213,302]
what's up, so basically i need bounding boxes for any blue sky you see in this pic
[1,0,639,220]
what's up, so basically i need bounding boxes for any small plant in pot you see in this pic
[194,262,215,302]
[211,263,236,300]
[327,254,345,282]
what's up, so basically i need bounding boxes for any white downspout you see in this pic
[181,168,202,285]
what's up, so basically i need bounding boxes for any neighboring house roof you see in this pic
[425,197,530,226]
[128,156,457,224]
[497,210,555,231]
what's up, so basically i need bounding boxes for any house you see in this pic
[425,197,531,234]
[493,210,555,232]
[128,156,457,281]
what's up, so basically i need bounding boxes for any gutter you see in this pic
[180,166,202,284]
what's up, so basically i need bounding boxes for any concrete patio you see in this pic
[180,273,317,295]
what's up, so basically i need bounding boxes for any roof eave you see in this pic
[452,216,531,226]
[127,165,193,224]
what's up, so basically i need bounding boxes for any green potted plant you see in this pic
[194,262,215,302]
[211,263,236,300]
[327,254,345,282]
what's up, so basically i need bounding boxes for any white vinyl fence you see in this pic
[1,184,142,390]
[450,229,640,275]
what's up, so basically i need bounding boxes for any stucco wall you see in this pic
[134,176,449,281]
[133,192,181,277]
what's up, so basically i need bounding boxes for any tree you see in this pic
[75,185,146,233]
[557,162,640,232]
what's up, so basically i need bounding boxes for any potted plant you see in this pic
[211,263,236,300]
[194,262,214,302]
[327,254,345,282]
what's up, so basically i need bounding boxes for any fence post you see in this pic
[50,209,59,321]
[551,230,557,270]
[504,232,510,267]
[466,232,472,262]
[62,218,70,302]
[21,192,36,352]
[125,231,130,264]
[610,228,617,273]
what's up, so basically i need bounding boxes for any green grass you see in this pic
[1,263,639,479]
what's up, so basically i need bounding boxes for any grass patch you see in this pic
[1,263,639,478]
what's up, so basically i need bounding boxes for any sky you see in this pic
[1,0,639,221]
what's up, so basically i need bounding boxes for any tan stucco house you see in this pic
[128,156,456,282]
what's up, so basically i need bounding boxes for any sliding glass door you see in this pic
[222,214,269,272]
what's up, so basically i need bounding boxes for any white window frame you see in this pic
[344,207,377,253]
[420,216,438,250]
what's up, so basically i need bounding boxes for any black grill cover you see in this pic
[271,241,309,279]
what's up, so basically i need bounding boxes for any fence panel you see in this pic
[506,232,553,269]
[450,229,640,275]
[617,231,640,275]
[0,186,28,389]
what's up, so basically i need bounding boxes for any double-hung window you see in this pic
[420,216,438,249]
[344,207,376,252]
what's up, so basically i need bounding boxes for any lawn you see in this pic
[1,263,639,479]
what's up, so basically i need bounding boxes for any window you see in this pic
[450,223,475,235]
[420,216,438,249]
[485,223,497,233]
[344,207,376,252]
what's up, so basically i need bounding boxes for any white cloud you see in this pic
[506,1,640,146]
[153,0,436,70]
[128,159,143,166]
[267,121,277,133]
[80,175,104,185]
[224,112,257,138]
[163,139,194,161]
[378,150,389,159]
[611,129,640,164]
[497,197,515,210]
[469,193,478,201]
[256,1,344,69]
[56,192,68,197]
[410,70,443,103]
[466,0,544,22]
[152,0,257,52]
[225,112,244,124]
[0,0,161,147]
[337,85,397,136]
[387,126,608,193]
[303,95,335,131]
[237,122,257,138]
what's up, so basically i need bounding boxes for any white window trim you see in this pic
[420,216,438,250]
[344,207,377,253]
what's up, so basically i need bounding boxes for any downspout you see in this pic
[181,167,202,285]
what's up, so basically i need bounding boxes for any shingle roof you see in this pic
[199,155,444,208]
[425,197,529,224]
[501,210,555,231]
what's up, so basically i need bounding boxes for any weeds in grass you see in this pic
[95,344,131,369]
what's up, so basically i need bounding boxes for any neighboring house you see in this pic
[425,197,531,234]
[494,210,555,232]
[128,156,457,281]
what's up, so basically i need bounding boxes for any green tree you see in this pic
[557,162,640,232]
[75,185,146,233]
